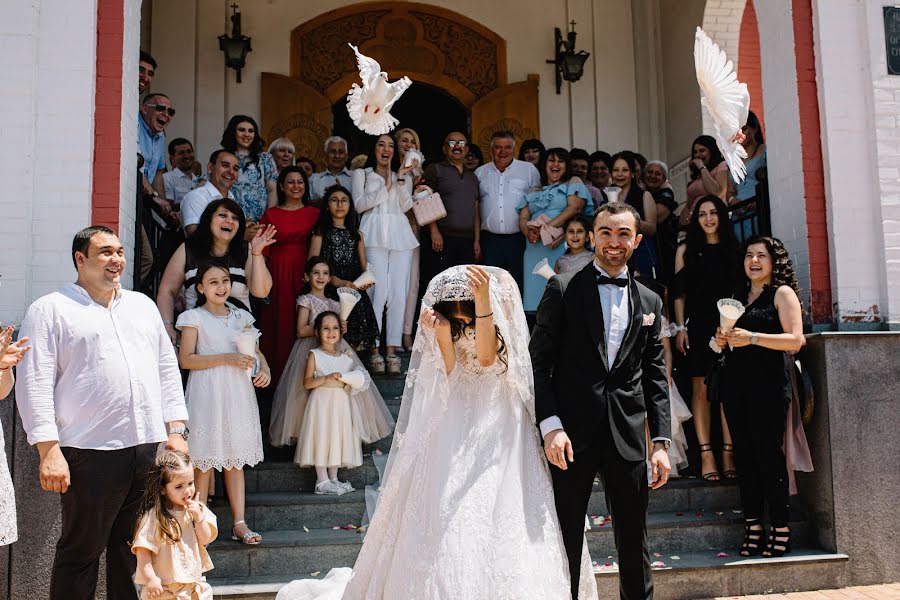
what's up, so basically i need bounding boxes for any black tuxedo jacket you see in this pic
[530,262,670,461]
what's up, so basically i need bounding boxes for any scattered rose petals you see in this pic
[653,553,662,558]
[592,517,604,526]
[375,449,383,455]
[604,516,612,522]
[651,561,666,567]
[716,552,729,557]
[715,511,724,516]
[303,526,309,533]
[332,526,340,530]
[310,571,321,576]
[732,509,742,514]
[675,512,684,516]
[695,512,704,517]
[670,556,681,560]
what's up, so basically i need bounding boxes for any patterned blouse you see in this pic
[233,151,278,222]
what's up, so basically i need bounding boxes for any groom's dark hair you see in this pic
[592,202,641,231]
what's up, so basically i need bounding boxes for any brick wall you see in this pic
[737,0,765,126]
[0,0,98,324]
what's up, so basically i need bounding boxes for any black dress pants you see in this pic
[420,234,476,284]
[50,443,159,600]
[723,378,791,526]
[550,437,652,600]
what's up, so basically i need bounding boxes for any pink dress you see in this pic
[681,161,729,227]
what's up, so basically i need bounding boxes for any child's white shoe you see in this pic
[315,479,346,495]
[332,478,355,492]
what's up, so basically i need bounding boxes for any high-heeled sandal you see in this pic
[231,520,262,545]
[762,526,791,557]
[368,353,385,374]
[699,443,720,481]
[739,518,765,556]
[385,354,402,375]
[721,443,738,480]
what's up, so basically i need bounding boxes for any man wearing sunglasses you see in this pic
[138,93,176,216]
[419,131,482,282]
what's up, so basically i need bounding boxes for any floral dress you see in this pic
[233,151,278,223]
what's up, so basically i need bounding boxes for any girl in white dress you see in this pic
[176,261,271,545]
[270,257,393,454]
[0,324,30,546]
[296,312,367,495]
[276,266,597,600]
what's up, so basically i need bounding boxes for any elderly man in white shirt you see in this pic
[16,226,189,600]
[162,137,205,205]
[181,149,239,236]
[475,130,541,292]
[308,136,352,203]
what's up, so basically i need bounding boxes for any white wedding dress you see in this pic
[276,266,596,600]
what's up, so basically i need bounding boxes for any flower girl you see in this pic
[176,260,270,545]
[297,312,368,495]
[132,450,217,599]
[269,257,394,462]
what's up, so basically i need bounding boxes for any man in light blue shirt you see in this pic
[308,136,352,203]
[138,93,175,216]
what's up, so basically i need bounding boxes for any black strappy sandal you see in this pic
[699,443,721,481]
[739,518,765,556]
[762,526,791,557]
[721,443,738,480]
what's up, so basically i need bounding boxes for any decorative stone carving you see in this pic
[298,11,389,93]
[475,118,538,152]
[268,113,331,169]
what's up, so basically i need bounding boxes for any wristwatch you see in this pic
[750,332,759,345]
[654,440,671,451]
[169,426,190,441]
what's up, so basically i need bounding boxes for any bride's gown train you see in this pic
[276,266,596,600]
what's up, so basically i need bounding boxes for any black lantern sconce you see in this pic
[546,21,590,94]
[219,3,252,83]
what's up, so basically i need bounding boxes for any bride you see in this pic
[276,265,596,599]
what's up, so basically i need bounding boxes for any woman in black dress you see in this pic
[308,185,379,351]
[714,236,804,557]
[673,195,740,481]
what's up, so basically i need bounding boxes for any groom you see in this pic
[530,202,671,600]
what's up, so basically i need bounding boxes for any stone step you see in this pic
[208,547,848,600]
[211,478,743,532]
[205,508,810,580]
[244,460,382,493]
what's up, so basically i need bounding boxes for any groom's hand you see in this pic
[543,429,574,470]
[649,443,671,490]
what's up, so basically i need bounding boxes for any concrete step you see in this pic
[212,478,742,532]
[205,507,810,580]
[208,547,848,600]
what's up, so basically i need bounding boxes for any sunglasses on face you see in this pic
[151,104,176,117]
[446,140,467,148]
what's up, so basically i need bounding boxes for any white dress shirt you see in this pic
[539,264,670,445]
[475,159,541,234]
[163,167,205,205]
[15,284,188,450]
[180,181,235,229]
[309,168,352,200]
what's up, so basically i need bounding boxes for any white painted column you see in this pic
[120,0,142,288]
[0,0,97,323]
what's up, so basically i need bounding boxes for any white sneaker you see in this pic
[315,479,345,495]
[332,478,355,492]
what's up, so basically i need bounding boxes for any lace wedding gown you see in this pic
[276,266,596,600]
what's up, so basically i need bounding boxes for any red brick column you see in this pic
[738,0,765,128]
[792,0,831,323]
[91,0,124,231]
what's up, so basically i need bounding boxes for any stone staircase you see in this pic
[206,353,848,599]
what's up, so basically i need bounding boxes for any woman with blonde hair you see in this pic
[394,127,425,350]
[268,137,296,174]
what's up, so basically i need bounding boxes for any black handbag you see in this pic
[704,355,726,404]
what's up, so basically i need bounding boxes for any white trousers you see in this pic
[365,246,414,348]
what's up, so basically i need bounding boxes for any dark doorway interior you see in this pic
[332,81,469,164]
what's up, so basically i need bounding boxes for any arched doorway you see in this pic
[332,81,469,163]
[260,2,540,169]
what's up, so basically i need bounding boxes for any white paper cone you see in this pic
[338,287,361,320]
[339,369,366,390]
[404,149,424,168]
[717,298,745,333]
[234,329,260,379]
[532,257,556,280]
[353,270,376,288]
[604,186,622,204]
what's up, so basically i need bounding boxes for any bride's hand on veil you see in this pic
[465,266,491,307]
[420,307,450,335]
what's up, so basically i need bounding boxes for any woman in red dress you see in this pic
[260,165,319,383]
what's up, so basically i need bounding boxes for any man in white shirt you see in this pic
[308,136,352,203]
[181,149,239,236]
[475,131,541,292]
[162,137,205,205]
[16,226,189,600]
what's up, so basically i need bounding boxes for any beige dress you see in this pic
[132,505,218,600]
[295,348,364,468]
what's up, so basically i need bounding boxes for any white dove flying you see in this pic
[694,27,751,183]
[346,44,413,136]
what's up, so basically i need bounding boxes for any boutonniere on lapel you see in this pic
[642,313,656,327]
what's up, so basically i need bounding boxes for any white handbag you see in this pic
[412,186,447,226]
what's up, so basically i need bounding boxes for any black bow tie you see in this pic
[596,274,628,287]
